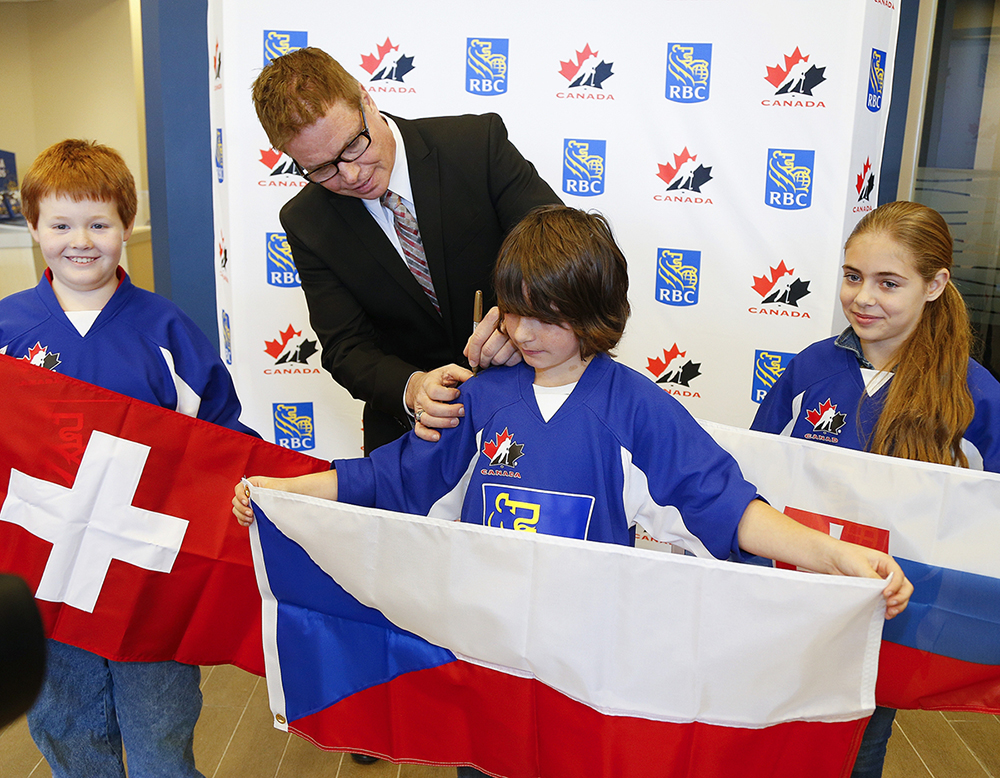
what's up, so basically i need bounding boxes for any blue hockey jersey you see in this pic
[751,335,1000,471]
[0,271,254,435]
[335,354,758,560]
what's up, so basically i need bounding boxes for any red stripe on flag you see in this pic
[876,641,1000,712]
[290,660,867,778]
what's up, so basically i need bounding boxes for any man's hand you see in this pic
[464,307,522,371]
[406,364,474,442]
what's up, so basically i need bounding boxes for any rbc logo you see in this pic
[263,31,307,66]
[215,130,223,183]
[562,139,606,197]
[265,233,300,288]
[273,402,315,450]
[665,43,711,103]
[483,485,594,540]
[867,48,886,113]
[765,149,814,210]
[222,310,232,365]
[467,38,508,95]
[655,248,700,307]
[752,349,795,403]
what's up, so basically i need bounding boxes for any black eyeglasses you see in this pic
[293,106,371,184]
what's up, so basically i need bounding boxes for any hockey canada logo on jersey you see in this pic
[854,156,876,212]
[360,38,416,92]
[466,38,507,95]
[805,398,847,442]
[749,260,811,316]
[762,47,827,107]
[654,147,713,204]
[557,44,615,98]
[562,139,606,197]
[665,43,711,103]
[646,344,702,398]
[264,325,321,375]
[481,427,524,477]
[19,342,61,370]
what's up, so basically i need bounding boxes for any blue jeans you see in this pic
[851,705,897,778]
[27,640,204,778]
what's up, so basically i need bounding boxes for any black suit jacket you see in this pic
[280,112,561,453]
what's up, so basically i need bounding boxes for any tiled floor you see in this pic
[1,664,998,777]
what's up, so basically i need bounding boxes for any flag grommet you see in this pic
[275,714,286,725]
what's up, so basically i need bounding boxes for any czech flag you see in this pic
[248,485,886,778]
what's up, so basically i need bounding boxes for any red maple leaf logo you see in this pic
[764,46,809,88]
[656,147,697,185]
[264,325,301,359]
[805,398,837,426]
[856,156,872,195]
[646,344,686,378]
[360,38,398,75]
[259,148,282,170]
[483,428,514,460]
[751,260,794,297]
[559,43,598,81]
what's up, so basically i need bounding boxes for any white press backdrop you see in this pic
[208,1,899,460]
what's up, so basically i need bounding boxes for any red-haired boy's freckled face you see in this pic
[28,196,133,309]
[503,313,587,387]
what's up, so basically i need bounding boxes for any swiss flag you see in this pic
[0,355,328,675]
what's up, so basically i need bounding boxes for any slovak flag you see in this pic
[705,421,1000,714]
[0,356,328,674]
[248,484,886,778]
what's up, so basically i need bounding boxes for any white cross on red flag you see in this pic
[0,356,327,674]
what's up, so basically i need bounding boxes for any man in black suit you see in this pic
[253,48,561,454]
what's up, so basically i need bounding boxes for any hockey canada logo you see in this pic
[265,233,300,288]
[563,139,606,197]
[257,148,306,188]
[762,47,827,107]
[212,39,222,88]
[273,402,315,450]
[854,156,876,212]
[655,248,700,307]
[646,344,702,398]
[467,38,508,95]
[665,43,711,103]
[263,30,306,67]
[749,260,811,317]
[806,398,847,437]
[557,44,615,98]
[264,324,321,375]
[217,232,229,284]
[483,427,524,468]
[867,48,887,112]
[752,349,794,403]
[360,38,416,91]
[655,147,713,203]
[765,148,814,210]
[19,342,61,370]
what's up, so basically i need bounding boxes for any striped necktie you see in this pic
[382,190,440,314]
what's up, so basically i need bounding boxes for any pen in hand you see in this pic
[471,290,483,374]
